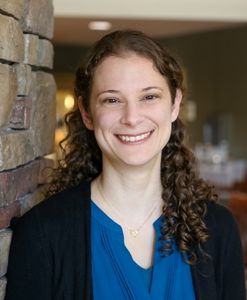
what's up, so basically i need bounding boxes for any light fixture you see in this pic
[64,94,75,110]
[88,21,112,31]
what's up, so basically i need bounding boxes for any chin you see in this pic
[117,153,161,168]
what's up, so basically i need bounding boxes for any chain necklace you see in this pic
[96,179,159,238]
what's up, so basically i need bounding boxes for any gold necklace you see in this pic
[96,179,159,238]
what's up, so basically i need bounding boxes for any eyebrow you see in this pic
[96,89,120,97]
[96,86,163,97]
[142,86,163,92]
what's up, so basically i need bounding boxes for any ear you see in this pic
[171,89,182,122]
[78,96,94,130]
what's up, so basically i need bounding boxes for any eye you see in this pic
[102,98,119,104]
[143,94,158,101]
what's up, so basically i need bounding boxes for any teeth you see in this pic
[118,131,151,142]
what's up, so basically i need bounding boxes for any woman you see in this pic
[5,30,246,300]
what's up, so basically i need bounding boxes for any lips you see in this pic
[116,130,154,143]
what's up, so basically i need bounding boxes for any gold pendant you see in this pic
[129,229,139,237]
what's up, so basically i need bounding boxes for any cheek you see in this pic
[153,106,173,125]
[92,110,119,131]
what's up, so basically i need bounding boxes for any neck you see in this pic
[95,155,163,216]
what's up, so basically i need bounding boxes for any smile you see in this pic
[116,130,153,143]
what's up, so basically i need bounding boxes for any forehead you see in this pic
[91,54,167,91]
[94,53,157,75]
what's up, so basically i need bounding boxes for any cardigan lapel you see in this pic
[73,181,94,300]
[191,247,217,300]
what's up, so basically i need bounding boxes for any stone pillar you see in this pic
[0,1,56,298]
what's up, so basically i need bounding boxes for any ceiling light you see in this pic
[88,21,112,31]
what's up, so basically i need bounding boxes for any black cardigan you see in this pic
[5,182,246,300]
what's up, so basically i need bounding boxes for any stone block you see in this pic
[0,230,12,276]
[0,159,40,206]
[0,64,17,128]
[0,277,7,300]
[0,129,35,171]
[23,34,39,66]
[15,63,32,96]
[21,0,54,39]
[0,202,20,229]
[38,39,54,69]
[9,97,32,129]
[38,157,54,184]
[0,0,24,20]
[0,14,24,63]
[30,71,56,157]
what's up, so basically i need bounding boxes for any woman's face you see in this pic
[80,54,181,169]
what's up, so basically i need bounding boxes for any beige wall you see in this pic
[54,0,247,22]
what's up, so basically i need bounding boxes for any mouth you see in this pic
[115,130,154,144]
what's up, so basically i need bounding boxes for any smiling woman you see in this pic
[78,54,181,168]
[5,30,246,300]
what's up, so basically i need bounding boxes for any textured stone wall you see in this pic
[0,1,55,298]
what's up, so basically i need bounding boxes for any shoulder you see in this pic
[11,181,91,234]
[204,201,238,232]
[203,200,241,249]
[35,180,91,216]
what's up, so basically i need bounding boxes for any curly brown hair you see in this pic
[48,30,217,264]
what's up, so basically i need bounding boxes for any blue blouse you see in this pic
[91,201,196,300]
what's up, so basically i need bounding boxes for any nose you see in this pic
[120,102,143,127]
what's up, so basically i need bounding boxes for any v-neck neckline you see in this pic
[91,200,179,300]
